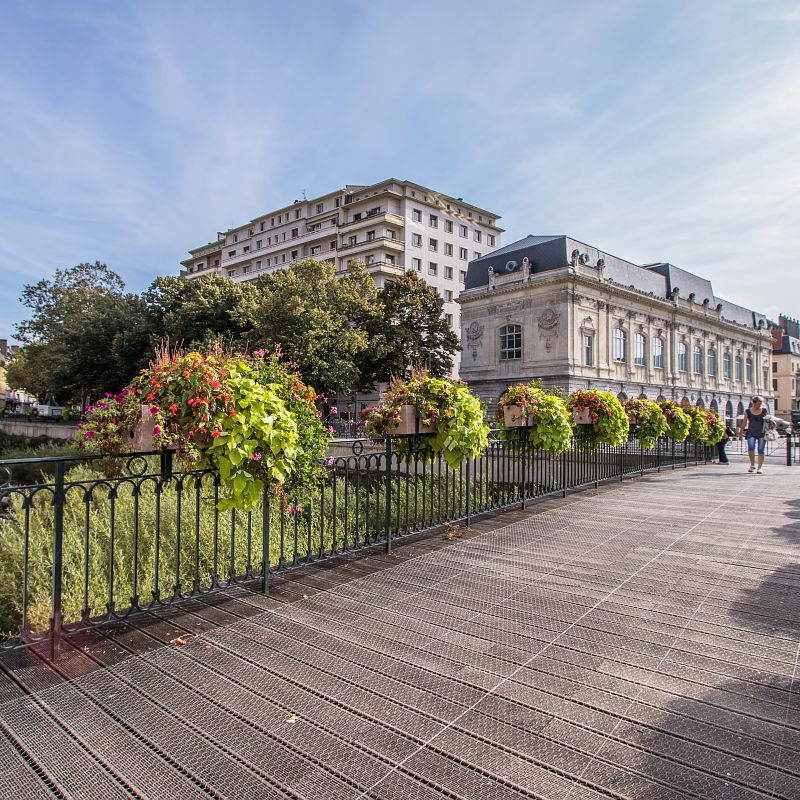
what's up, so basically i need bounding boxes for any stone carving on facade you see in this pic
[465,321,485,362]
[537,304,560,353]
[488,266,496,290]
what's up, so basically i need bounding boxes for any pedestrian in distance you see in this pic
[739,395,768,474]
[716,421,736,464]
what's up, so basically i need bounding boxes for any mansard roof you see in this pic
[465,235,767,330]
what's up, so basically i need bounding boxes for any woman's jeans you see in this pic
[746,435,766,456]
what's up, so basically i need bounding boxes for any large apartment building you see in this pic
[180,179,503,354]
[771,315,800,419]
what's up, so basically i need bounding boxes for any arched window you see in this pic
[723,351,731,379]
[746,356,754,383]
[710,398,718,413]
[652,337,664,369]
[613,328,627,363]
[678,342,687,372]
[617,391,628,401]
[707,348,717,376]
[499,324,522,361]
[725,400,733,423]
[696,397,705,409]
[634,333,646,366]
[693,345,703,375]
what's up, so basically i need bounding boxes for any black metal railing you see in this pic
[0,432,713,656]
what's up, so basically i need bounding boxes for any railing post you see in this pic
[787,434,792,467]
[261,490,270,593]
[562,443,568,497]
[520,434,527,511]
[49,461,65,660]
[465,457,471,527]
[385,436,393,554]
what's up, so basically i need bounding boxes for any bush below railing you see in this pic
[0,432,713,655]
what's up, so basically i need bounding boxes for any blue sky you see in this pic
[1,0,799,341]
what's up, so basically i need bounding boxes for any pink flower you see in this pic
[330,406,338,415]
[328,426,335,435]
[250,452,262,461]
[150,406,158,415]
[153,426,162,436]
[85,431,95,438]
[325,456,334,467]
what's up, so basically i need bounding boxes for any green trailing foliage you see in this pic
[658,401,691,441]
[623,398,668,449]
[566,390,629,449]
[361,374,489,468]
[497,384,573,454]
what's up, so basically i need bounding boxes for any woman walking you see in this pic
[740,395,768,473]
[716,421,736,464]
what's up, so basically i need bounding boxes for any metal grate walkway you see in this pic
[1,458,799,799]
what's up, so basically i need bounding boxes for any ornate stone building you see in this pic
[458,236,773,424]
[771,316,800,419]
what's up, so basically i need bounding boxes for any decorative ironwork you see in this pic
[0,432,714,656]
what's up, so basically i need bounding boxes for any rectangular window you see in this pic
[366,230,376,241]
[429,238,438,252]
[723,352,731,378]
[282,254,286,263]
[335,198,341,208]
[368,206,380,216]
[460,270,466,282]
[310,245,321,255]
[634,333,646,366]
[746,357,754,383]
[291,228,299,238]
[429,214,438,228]
[412,209,422,222]
[412,233,422,247]
[260,222,265,231]
[444,243,453,256]
[365,255,375,265]
[242,265,251,274]
[316,203,324,214]
[243,245,250,253]
[233,234,238,242]
[473,251,481,259]
[330,241,337,250]
[693,345,703,375]
[708,348,717,376]
[445,266,453,279]
[500,325,522,360]
[653,337,664,369]
[614,328,626,363]
[291,250,298,259]
[385,254,395,265]
[429,262,438,276]
[445,313,453,327]
[735,355,743,380]
[487,234,495,246]
[228,269,237,277]
[444,289,453,302]
[459,247,468,260]
[256,240,262,249]
[248,228,254,236]
[583,334,594,366]
[255,261,263,270]
[474,230,481,243]
[444,220,453,233]
[228,250,236,258]
[412,258,422,271]
[459,225,468,237]
[295,209,301,219]
[349,235,357,246]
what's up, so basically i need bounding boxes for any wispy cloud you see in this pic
[0,0,798,342]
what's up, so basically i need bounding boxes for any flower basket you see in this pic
[503,405,529,428]
[393,404,437,436]
[572,408,594,425]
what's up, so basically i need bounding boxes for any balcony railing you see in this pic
[0,432,713,657]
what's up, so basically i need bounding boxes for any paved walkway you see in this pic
[1,459,799,799]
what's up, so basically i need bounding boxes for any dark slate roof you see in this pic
[775,333,800,355]
[465,235,767,330]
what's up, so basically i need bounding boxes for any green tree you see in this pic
[142,274,259,351]
[359,270,459,386]
[12,263,148,403]
[248,259,378,396]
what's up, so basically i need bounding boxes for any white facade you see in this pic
[458,236,774,423]
[180,179,503,369]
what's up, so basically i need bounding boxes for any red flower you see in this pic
[211,430,221,438]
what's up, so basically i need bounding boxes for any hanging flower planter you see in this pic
[393,403,438,436]
[572,408,594,426]
[503,405,530,428]
[566,389,629,449]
